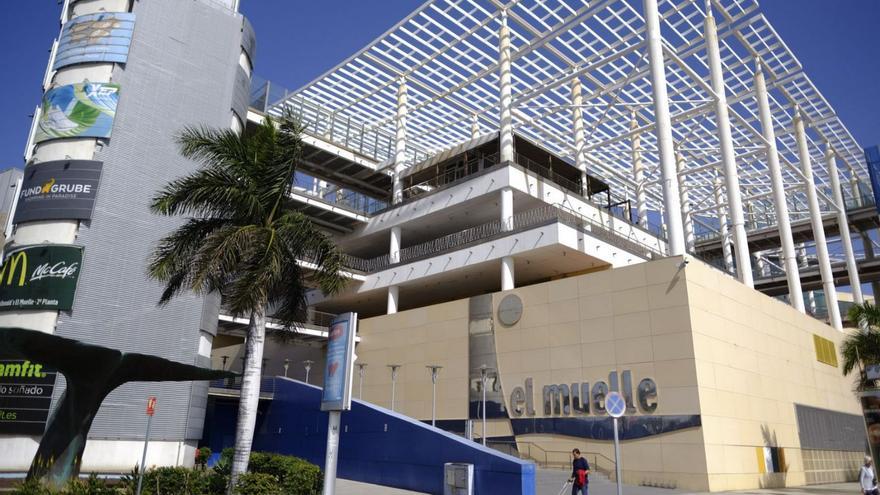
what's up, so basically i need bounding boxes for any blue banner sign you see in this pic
[53,12,136,70]
[865,146,880,214]
[321,312,357,411]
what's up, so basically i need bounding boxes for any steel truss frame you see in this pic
[270,0,865,233]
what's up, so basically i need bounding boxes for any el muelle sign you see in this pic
[14,160,102,224]
[0,244,84,311]
[0,358,57,435]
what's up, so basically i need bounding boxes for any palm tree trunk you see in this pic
[227,306,267,494]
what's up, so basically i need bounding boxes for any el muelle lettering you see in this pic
[509,370,658,417]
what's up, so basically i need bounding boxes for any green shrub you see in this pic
[247,452,322,495]
[234,472,280,495]
[195,447,212,469]
[11,479,51,495]
[11,450,319,495]
[63,474,116,495]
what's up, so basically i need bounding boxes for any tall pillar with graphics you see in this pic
[0,0,254,474]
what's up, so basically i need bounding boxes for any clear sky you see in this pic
[1,1,878,169]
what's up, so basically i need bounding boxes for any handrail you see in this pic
[487,440,616,478]
[251,75,431,166]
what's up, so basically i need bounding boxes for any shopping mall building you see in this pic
[1,0,878,492]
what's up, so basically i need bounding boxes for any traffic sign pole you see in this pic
[136,397,156,495]
[605,391,625,495]
[613,417,622,495]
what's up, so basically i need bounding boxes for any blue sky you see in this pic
[1,1,878,169]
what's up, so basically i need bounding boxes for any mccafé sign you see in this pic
[0,244,84,311]
[509,370,658,417]
[13,160,102,224]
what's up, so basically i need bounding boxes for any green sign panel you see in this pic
[0,245,83,311]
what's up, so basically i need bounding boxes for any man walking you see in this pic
[569,448,590,495]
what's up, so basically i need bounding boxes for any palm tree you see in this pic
[148,114,346,491]
[842,302,880,389]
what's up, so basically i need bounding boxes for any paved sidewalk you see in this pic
[334,468,858,495]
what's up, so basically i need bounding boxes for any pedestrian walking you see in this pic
[569,448,590,495]
[861,456,879,495]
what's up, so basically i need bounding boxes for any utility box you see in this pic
[444,463,474,495]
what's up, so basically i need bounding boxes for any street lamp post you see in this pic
[387,364,401,411]
[479,365,493,446]
[426,365,443,427]
[357,363,368,399]
[303,360,314,384]
[283,358,289,378]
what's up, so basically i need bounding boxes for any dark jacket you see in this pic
[571,457,590,485]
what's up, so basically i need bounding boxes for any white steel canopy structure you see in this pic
[268,0,865,238]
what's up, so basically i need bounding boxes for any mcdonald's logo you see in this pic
[0,251,27,287]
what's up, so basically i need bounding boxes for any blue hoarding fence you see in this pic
[252,377,536,495]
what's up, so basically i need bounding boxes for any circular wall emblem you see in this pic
[497,294,523,326]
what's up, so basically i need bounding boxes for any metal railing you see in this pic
[251,76,431,165]
[339,203,664,274]
[487,440,616,478]
[292,181,388,216]
[209,376,275,396]
[402,152,500,201]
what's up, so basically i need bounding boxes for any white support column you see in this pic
[471,114,480,139]
[390,226,401,264]
[501,256,515,291]
[714,176,735,274]
[798,243,818,315]
[676,148,695,252]
[850,167,862,207]
[387,286,399,315]
[754,63,803,312]
[571,76,588,194]
[705,5,753,286]
[795,110,842,330]
[392,79,408,204]
[500,187,513,231]
[643,0,686,255]
[631,115,648,230]
[498,11,514,164]
[826,145,864,303]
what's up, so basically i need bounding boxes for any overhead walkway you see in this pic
[754,257,880,297]
[695,202,879,259]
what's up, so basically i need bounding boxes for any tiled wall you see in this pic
[355,256,863,492]
[685,259,862,491]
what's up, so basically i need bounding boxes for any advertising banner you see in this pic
[35,83,119,143]
[865,146,880,214]
[13,160,103,224]
[0,358,57,435]
[53,12,136,70]
[321,312,357,411]
[0,245,84,311]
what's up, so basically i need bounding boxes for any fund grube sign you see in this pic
[0,245,83,311]
[13,160,103,223]
[53,12,136,70]
[0,358,57,435]
[35,83,119,143]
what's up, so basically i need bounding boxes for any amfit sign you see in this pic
[0,245,83,311]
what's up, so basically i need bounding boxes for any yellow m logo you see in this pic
[0,251,28,287]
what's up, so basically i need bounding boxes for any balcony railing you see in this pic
[335,203,664,274]
[251,76,431,165]
[209,376,275,396]
[292,181,388,216]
